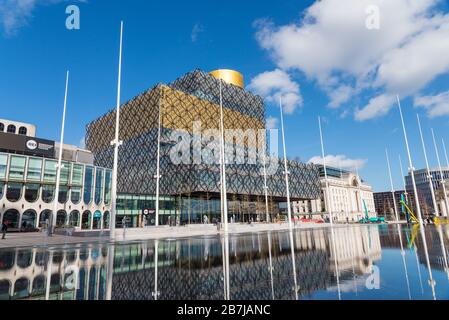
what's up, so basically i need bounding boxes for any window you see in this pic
[71,164,84,185]
[42,185,55,203]
[104,170,112,205]
[7,124,16,134]
[81,211,91,229]
[0,182,4,199]
[18,127,27,135]
[22,210,37,229]
[94,169,104,205]
[83,167,94,205]
[6,183,22,202]
[60,162,70,184]
[39,210,52,228]
[0,154,7,179]
[43,160,57,183]
[24,183,40,203]
[8,156,26,180]
[2,209,20,228]
[56,211,67,227]
[0,123,4,132]
[27,158,42,181]
[69,211,80,227]
[58,186,68,204]
[70,187,81,204]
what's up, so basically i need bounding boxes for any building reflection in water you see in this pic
[1,225,447,300]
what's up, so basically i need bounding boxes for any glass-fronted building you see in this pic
[0,119,112,231]
[0,152,112,230]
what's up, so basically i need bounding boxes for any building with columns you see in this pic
[434,180,449,217]
[292,165,376,222]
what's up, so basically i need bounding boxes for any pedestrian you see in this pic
[22,220,27,232]
[2,221,8,239]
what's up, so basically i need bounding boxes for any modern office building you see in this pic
[405,168,449,216]
[0,119,112,230]
[292,165,376,222]
[86,69,321,227]
[373,190,416,220]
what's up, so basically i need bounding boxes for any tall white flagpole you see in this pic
[319,116,335,225]
[398,154,410,209]
[397,95,436,299]
[155,98,162,226]
[397,96,424,225]
[110,21,124,240]
[431,129,449,217]
[318,116,341,299]
[279,97,293,228]
[50,71,69,236]
[385,148,399,221]
[263,153,270,223]
[218,80,228,233]
[441,138,449,217]
[417,115,439,217]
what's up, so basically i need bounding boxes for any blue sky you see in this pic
[1,0,449,192]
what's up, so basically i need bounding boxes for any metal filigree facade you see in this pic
[85,70,320,205]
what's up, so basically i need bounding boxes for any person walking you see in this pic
[2,221,8,239]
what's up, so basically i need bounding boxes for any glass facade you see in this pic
[43,160,57,183]
[0,154,6,179]
[24,184,40,203]
[27,158,43,181]
[94,169,103,205]
[9,156,26,180]
[0,153,111,230]
[83,167,94,205]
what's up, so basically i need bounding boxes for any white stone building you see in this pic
[435,180,449,217]
[293,166,376,222]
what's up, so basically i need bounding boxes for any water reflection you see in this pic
[0,225,448,300]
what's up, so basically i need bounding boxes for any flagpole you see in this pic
[318,116,341,300]
[431,129,449,217]
[385,148,399,221]
[155,96,162,226]
[218,80,228,233]
[279,97,292,228]
[263,153,270,223]
[417,115,439,217]
[397,95,436,299]
[110,21,124,240]
[319,116,335,225]
[50,71,69,236]
[441,138,449,217]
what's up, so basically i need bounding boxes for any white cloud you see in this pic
[0,0,83,36]
[191,23,203,42]
[265,116,278,129]
[248,69,303,114]
[254,0,449,120]
[308,154,367,170]
[355,93,396,121]
[414,90,449,118]
[79,136,85,149]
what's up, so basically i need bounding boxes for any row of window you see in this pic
[0,123,27,135]
[0,154,112,206]
[1,209,110,230]
[0,182,111,205]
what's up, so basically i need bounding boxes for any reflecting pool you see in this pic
[0,224,448,300]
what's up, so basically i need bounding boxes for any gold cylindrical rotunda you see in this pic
[209,69,244,89]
